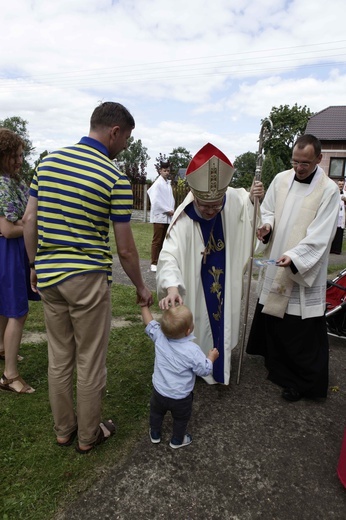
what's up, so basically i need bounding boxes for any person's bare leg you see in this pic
[0,315,8,356]
[0,315,24,361]
[1,314,34,393]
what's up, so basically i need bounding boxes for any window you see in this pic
[330,158,346,178]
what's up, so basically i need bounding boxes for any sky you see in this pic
[1,0,346,179]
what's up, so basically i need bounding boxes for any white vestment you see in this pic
[257,166,339,319]
[147,175,175,224]
[156,187,258,385]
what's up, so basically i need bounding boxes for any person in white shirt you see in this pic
[330,179,346,255]
[147,161,175,272]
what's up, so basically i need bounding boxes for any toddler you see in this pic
[141,304,219,449]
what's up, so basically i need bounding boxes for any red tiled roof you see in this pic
[305,106,346,140]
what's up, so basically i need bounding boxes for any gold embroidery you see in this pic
[208,266,224,321]
[201,232,225,264]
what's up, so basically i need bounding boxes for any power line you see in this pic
[0,40,345,91]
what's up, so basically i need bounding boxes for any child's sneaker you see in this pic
[169,433,192,449]
[149,428,161,444]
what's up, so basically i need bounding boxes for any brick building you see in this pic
[305,105,346,179]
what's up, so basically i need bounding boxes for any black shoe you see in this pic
[282,387,302,402]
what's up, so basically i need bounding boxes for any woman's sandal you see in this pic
[57,429,78,447]
[75,420,116,454]
[0,374,35,394]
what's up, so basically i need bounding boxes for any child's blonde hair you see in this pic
[160,304,193,339]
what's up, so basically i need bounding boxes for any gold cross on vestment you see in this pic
[201,246,210,264]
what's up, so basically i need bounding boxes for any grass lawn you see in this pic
[1,221,156,520]
[1,283,158,520]
[109,221,152,259]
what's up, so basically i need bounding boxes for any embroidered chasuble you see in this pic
[185,202,226,383]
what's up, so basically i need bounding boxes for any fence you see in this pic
[131,183,190,221]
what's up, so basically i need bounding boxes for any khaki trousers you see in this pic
[40,272,111,446]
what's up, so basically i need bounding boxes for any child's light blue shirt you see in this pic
[145,320,213,399]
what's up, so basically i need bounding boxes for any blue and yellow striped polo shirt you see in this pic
[29,136,133,289]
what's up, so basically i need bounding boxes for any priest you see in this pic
[156,143,264,385]
[246,134,339,402]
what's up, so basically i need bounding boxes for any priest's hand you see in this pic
[256,223,271,242]
[159,287,183,309]
[250,180,264,203]
[275,255,291,267]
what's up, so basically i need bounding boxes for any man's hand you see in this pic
[30,268,39,293]
[159,287,183,309]
[256,223,271,242]
[136,286,154,307]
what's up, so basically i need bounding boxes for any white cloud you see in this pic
[0,0,345,180]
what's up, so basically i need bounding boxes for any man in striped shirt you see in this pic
[23,102,153,453]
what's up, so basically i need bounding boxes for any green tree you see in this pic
[231,151,257,189]
[260,152,286,190]
[33,150,49,169]
[0,116,34,183]
[116,137,150,184]
[168,147,192,181]
[155,147,192,180]
[263,104,313,171]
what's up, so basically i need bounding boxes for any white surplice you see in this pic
[257,166,339,319]
[156,187,258,385]
[147,175,175,224]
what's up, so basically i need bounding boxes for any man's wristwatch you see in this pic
[29,262,35,269]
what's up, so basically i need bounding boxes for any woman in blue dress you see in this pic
[0,128,39,394]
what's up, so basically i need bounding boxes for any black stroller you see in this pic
[326,268,346,338]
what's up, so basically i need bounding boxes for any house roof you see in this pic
[305,106,346,140]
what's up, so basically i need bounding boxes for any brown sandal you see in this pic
[0,374,35,394]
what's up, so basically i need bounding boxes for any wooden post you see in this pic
[143,184,148,223]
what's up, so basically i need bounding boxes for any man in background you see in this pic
[147,161,175,272]
[330,178,346,255]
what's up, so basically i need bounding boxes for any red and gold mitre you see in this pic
[186,143,235,201]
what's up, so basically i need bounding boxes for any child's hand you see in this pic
[207,348,219,363]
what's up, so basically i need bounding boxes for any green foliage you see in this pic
[263,104,313,169]
[0,116,34,184]
[32,150,49,171]
[168,147,192,180]
[116,137,150,184]
[231,151,257,189]
[260,152,286,190]
[155,147,192,180]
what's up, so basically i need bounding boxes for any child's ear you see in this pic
[185,328,191,337]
